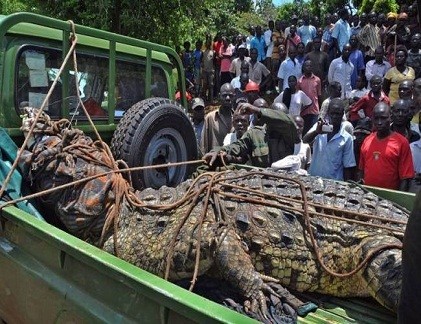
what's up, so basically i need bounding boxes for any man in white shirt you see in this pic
[229,45,251,77]
[365,46,391,84]
[328,43,354,99]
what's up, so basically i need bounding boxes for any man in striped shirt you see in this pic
[358,11,381,63]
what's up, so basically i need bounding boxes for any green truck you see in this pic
[0,12,415,323]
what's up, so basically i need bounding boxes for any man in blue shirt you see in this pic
[250,25,266,63]
[303,98,356,181]
[332,8,351,56]
[298,15,317,46]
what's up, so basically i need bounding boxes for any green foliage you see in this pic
[3,0,360,49]
[360,0,398,13]
[0,0,39,14]
[235,11,265,35]
[277,3,296,21]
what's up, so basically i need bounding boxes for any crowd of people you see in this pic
[181,3,420,193]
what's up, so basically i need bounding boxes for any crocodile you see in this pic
[17,109,408,321]
[102,170,406,316]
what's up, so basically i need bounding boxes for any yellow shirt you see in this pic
[384,66,415,104]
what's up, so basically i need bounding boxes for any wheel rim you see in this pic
[141,127,188,188]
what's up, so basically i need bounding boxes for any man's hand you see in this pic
[203,150,237,167]
[238,103,260,115]
[203,151,222,166]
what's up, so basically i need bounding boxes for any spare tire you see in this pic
[111,98,198,190]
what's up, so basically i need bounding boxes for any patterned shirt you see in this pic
[357,24,381,57]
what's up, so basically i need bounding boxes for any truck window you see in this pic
[17,47,170,120]
[69,53,109,118]
[16,47,63,117]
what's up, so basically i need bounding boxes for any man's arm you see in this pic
[343,167,355,181]
[302,120,323,144]
[365,61,374,82]
[356,169,364,183]
[327,60,335,83]
[259,64,272,89]
[399,178,412,192]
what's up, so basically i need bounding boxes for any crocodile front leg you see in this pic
[214,228,293,319]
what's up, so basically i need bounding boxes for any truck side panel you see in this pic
[0,206,255,324]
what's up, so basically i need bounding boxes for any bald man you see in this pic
[358,102,414,190]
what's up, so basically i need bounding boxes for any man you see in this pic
[320,81,342,120]
[250,25,266,63]
[298,60,322,134]
[322,14,335,63]
[191,97,205,148]
[229,45,251,78]
[284,15,298,38]
[349,34,365,89]
[248,48,271,87]
[406,33,421,79]
[358,11,381,63]
[223,106,249,146]
[285,25,301,49]
[365,46,391,83]
[270,20,285,92]
[348,75,390,125]
[231,61,250,89]
[358,102,414,191]
[398,80,414,100]
[391,99,420,143]
[303,98,356,181]
[277,46,301,92]
[213,33,223,97]
[305,37,329,85]
[332,8,351,56]
[232,72,251,104]
[264,20,275,69]
[192,40,203,96]
[203,101,300,168]
[386,12,411,49]
[201,83,235,153]
[201,36,215,103]
[298,15,317,46]
[328,43,354,99]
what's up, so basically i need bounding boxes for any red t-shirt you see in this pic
[359,132,414,190]
[348,91,390,122]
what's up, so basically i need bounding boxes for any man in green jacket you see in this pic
[203,101,300,168]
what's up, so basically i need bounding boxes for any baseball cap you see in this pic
[191,97,205,110]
